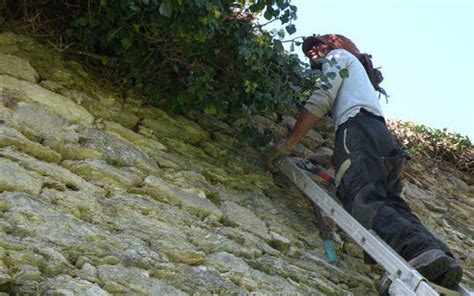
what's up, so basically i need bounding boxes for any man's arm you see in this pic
[285,51,349,150]
[284,109,321,151]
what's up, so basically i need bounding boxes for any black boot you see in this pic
[408,249,462,289]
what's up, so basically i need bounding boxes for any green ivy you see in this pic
[60,0,316,119]
[5,0,350,121]
[388,119,473,172]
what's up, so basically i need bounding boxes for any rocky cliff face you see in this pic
[0,32,472,295]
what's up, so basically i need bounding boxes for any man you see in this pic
[265,34,463,290]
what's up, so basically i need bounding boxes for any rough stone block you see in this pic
[63,159,144,189]
[142,175,223,221]
[79,128,159,173]
[0,125,62,163]
[221,201,271,241]
[0,53,39,83]
[97,264,186,295]
[0,75,94,126]
[40,274,111,296]
[0,158,42,195]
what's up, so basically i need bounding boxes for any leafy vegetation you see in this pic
[387,120,473,173]
[3,0,319,119]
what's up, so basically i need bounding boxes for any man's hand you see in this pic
[262,144,290,173]
[263,109,321,173]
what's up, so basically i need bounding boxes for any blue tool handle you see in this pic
[324,240,337,263]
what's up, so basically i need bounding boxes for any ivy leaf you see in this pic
[128,1,139,12]
[279,15,289,24]
[132,24,141,32]
[277,29,285,38]
[250,1,266,12]
[326,72,337,79]
[121,37,132,49]
[273,40,284,51]
[249,4,260,12]
[159,2,172,17]
[194,31,207,42]
[321,84,330,91]
[204,105,217,115]
[285,24,296,35]
[75,17,88,26]
[99,55,110,66]
[264,9,273,20]
[339,68,349,78]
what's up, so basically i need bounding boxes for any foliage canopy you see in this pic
[4,0,316,118]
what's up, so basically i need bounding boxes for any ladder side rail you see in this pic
[457,284,474,296]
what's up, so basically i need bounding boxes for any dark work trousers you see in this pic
[332,109,452,261]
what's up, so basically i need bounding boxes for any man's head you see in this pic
[302,36,329,70]
[302,34,361,60]
[302,34,388,97]
[302,36,331,61]
[302,34,360,70]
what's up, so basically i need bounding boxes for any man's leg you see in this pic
[336,155,442,260]
[333,115,462,288]
[332,116,436,254]
[383,158,462,288]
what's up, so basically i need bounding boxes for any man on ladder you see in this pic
[264,34,463,291]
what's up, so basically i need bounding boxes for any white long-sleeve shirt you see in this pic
[304,49,384,131]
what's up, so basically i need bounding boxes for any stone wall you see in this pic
[0,32,472,295]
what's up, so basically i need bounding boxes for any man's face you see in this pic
[307,43,331,70]
[307,43,331,60]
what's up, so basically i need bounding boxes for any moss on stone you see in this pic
[0,199,11,212]
[141,116,209,145]
[0,125,62,163]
